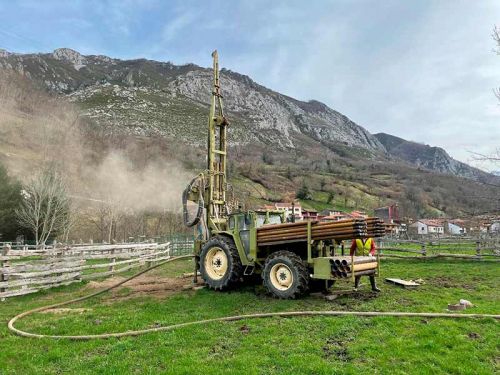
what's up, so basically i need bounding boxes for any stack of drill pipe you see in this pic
[257,219,368,245]
[365,217,386,238]
[329,256,378,279]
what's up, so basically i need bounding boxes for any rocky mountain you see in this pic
[1,48,499,218]
[374,133,492,181]
[0,48,383,151]
[0,47,495,183]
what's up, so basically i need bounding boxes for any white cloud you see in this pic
[1,0,498,171]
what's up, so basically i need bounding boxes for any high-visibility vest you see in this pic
[355,238,372,256]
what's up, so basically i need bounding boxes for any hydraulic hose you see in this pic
[182,174,205,227]
[8,255,500,341]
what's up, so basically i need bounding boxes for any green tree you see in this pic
[296,182,312,200]
[319,178,326,191]
[0,163,23,241]
[262,152,274,165]
[326,191,335,204]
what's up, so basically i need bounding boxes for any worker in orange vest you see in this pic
[350,238,380,292]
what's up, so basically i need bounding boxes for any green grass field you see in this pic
[0,258,498,374]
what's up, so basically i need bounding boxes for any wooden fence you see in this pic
[0,243,172,300]
[377,237,500,260]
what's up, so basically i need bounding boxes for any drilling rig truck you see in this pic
[183,51,384,298]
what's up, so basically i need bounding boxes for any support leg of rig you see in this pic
[351,254,355,284]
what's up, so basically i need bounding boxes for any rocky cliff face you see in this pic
[375,133,492,181]
[1,48,495,183]
[0,48,384,151]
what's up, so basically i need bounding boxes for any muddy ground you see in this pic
[85,274,203,301]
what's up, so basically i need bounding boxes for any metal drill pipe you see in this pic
[346,257,378,266]
[312,226,366,235]
[307,235,367,242]
[257,221,313,231]
[313,232,368,241]
[258,228,366,241]
[313,224,366,231]
[334,260,347,272]
[352,262,378,272]
[345,269,376,278]
[257,224,364,238]
[257,220,365,236]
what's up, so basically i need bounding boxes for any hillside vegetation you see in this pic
[0,50,499,232]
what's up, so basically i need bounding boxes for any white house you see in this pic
[490,221,500,233]
[274,202,303,221]
[447,220,467,235]
[410,219,445,235]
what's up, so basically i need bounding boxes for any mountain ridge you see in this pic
[0,47,494,182]
[374,133,491,181]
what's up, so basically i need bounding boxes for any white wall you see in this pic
[411,221,428,234]
[448,223,465,235]
[490,222,500,233]
[428,225,444,234]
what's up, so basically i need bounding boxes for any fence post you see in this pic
[109,248,116,275]
[421,242,427,257]
[55,242,63,283]
[1,244,11,300]
[145,245,152,269]
[476,241,481,259]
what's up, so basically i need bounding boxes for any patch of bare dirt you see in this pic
[86,275,202,301]
[322,337,352,362]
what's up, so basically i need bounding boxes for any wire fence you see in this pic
[161,234,194,256]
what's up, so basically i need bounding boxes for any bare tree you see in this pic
[470,149,500,163]
[493,25,500,54]
[494,25,500,102]
[61,200,80,243]
[15,167,70,248]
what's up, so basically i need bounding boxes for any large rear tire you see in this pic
[199,236,243,290]
[262,251,310,299]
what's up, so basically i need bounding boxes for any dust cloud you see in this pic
[87,151,191,212]
[0,70,191,215]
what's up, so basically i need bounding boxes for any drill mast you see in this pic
[206,50,228,230]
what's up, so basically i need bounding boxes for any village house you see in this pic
[318,209,350,222]
[490,220,500,233]
[410,219,445,235]
[374,204,400,224]
[302,208,319,220]
[320,209,344,217]
[348,210,368,219]
[321,213,350,222]
[271,202,303,221]
[446,219,467,235]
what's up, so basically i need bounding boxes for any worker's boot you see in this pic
[354,276,361,291]
[370,276,381,292]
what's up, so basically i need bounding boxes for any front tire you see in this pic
[199,236,243,290]
[262,251,310,299]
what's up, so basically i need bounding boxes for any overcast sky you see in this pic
[1,0,499,171]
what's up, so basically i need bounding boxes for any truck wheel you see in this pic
[262,251,310,299]
[199,236,243,290]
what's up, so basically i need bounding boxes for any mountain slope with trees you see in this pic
[0,50,499,243]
